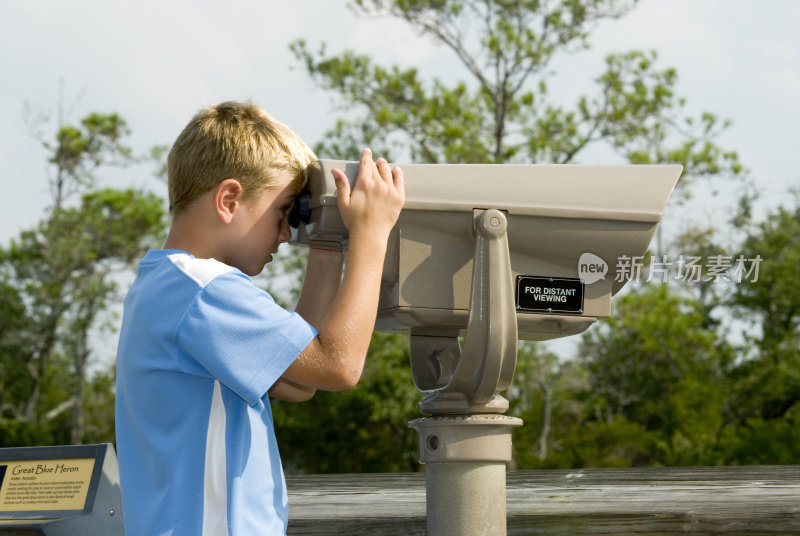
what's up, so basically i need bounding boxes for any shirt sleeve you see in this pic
[176,271,318,406]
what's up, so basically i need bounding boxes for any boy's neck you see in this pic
[163,208,224,261]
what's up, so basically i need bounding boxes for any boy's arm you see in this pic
[294,248,345,329]
[269,248,344,402]
[269,377,316,402]
[281,148,404,391]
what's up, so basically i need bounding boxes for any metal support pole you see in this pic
[408,209,522,534]
[410,415,522,536]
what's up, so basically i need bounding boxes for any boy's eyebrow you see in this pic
[281,193,296,208]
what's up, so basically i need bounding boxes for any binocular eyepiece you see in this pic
[288,189,312,229]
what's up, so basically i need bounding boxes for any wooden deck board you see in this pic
[287,466,800,534]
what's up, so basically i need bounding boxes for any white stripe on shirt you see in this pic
[169,253,234,288]
[203,380,229,535]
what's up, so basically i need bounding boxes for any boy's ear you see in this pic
[214,178,244,224]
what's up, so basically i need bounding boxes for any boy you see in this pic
[115,100,404,535]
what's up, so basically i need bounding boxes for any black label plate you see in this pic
[516,276,584,314]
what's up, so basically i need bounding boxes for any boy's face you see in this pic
[228,175,298,276]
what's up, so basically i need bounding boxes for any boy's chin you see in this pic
[257,253,275,273]
[239,258,269,277]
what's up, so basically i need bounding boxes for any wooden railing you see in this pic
[287,465,800,535]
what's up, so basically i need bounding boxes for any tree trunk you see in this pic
[538,382,552,460]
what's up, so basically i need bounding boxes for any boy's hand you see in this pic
[331,148,405,243]
[284,149,404,392]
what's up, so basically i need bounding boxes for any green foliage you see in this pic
[291,40,489,163]
[719,203,800,463]
[578,284,731,466]
[0,188,166,446]
[558,417,657,468]
[273,333,420,473]
[292,0,741,187]
[44,112,133,208]
[82,367,117,444]
[510,344,590,468]
[718,416,800,466]
[510,285,733,468]
[0,111,166,447]
[731,205,800,345]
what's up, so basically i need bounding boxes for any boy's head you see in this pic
[167,100,316,215]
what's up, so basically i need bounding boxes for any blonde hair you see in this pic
[167,100,316,214]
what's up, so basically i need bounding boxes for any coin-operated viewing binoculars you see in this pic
[290,160,681,536]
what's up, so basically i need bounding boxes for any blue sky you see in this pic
[1,0,798,244]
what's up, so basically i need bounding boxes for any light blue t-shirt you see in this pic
[115,250,317,535]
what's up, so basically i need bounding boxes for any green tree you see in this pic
[292,0,741,185]
[41,111,134,210]
[721,202,800,464]
[272,333,420,473]
[0,112,166,446]
[510,342,591,468]
[577,284,731,466]
[0,281,37,445]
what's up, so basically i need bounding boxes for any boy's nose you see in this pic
[278,218,291,243]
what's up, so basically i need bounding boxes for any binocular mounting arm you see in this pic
[410,209,518,415]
